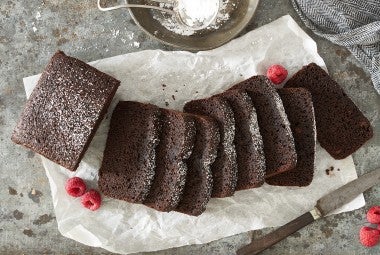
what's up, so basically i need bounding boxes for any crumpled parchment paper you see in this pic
[23,15,365,255]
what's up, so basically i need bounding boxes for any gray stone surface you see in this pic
[0,0,379,254]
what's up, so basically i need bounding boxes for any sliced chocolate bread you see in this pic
[98,101,161,203]
[266,88,316,187]
[176,114,220,216]
[143,109,196,212]
[11,51,120,171]
[215,90,266,190]
[285,63,373,159]
[184,97,237,198]
[228,75,296,178]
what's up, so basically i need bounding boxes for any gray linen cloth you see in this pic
[291,0,380,94]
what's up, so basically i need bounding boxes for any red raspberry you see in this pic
[267,64,288,85]
[367,206,380,224]
[81,189,102,211]
[359,226,380,247]
[65,177,86,197]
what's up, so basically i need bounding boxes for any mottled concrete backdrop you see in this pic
[1,0,379,254]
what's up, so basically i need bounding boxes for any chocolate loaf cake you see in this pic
[266,88,316,186]
[176,114,220,216]
[144,109,195,212]
[285,63,373,159]
[216,90,266,190]
[11,51,120,171]
[184,97,237,198]
[228,76,296,178]
[98,101,161,203]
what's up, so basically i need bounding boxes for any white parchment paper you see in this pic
[23,15,365,254]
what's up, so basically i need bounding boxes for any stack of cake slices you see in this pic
[12,51,373,217]
[98,76,304,216]
[99,65,373,216]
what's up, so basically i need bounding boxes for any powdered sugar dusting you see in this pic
[222,101,238,193]
[153,0,234,36]
[248,107,266,177]
[177,0,219,29]
[272,87,294,147]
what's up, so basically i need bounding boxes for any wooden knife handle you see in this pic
[237,212,315,255]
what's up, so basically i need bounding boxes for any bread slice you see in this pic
[143,109,196,212]
[285,63,373,159]
[266,88,316,186]
[98,101,161,203]
[229,75,296,178]
[184,97,237,198]
[176,114,220,216]
[215,90,266,190]
[11,51,120,171]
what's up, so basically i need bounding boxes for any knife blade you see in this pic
[237,167,380,255]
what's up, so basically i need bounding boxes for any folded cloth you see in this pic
[291,0,380,94]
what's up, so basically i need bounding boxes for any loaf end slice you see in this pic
[11,51,120,171]
[284,63,373,159]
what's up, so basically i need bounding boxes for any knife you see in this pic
[237,167,380,255]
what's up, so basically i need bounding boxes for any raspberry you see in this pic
[65,177,86,197]
[359,226,380,247]
[367,206,380,224]
[267,64,288,85]
[81,189,102,211]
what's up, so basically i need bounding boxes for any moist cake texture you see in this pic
[11,51,120,171]
[284,63,373,159]
[184,97,237,198]
[216,90,266,190]
[144,109,196,212]
[266,88,316,186]
[98,101,161,203]
[176,114,220,216]
[229,75,296,178]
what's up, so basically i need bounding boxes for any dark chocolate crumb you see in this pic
[162,84,166,87]
[19,193,24,197]
[326,166,337,176]
[165,102,169,107]
[195,91,199,93]
[175,90,178,92]
[172,95,176,100]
